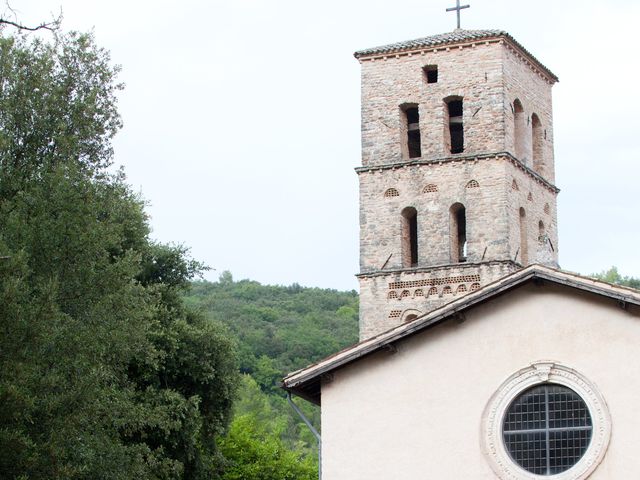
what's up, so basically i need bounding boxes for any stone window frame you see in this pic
[481,361,611,480]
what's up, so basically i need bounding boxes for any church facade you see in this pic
[283,28,638,479]
[285,266,639,478]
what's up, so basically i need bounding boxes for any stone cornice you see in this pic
[355,151,560,194]
[356,260,520,280]
[355,32,558,85]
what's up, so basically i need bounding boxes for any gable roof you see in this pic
[354,29,558,84]
[282,265,640,405]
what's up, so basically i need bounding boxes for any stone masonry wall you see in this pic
[359,157,510,272]
[502,43,556,182]
[356,35,559,339]
[357,261,519,340]
[359,41,505,166]
[357,154,558,339]
[506,159,559,267]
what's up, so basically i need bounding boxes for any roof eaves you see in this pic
[283,266,539,391]
[354,29,558,84]
[282,265,640,398]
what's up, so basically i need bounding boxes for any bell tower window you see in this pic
[519,207,528,265]
[401,105,421,159]
[445,97,464,154]
[531,113,544,172]
[513,99,525,161]
[401,207,418,267]
[450,203,467,263]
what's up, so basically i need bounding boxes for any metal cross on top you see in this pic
[446,0,470,29]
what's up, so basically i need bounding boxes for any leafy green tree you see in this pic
[592,266,640,289]
[185,274,357,474]
[218,413,316,480]
[0,31,237,479]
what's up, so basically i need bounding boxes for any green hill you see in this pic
[184,272,359,476]
[185,271,359,389]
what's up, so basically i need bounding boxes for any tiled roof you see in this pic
[354,29,558,82]
[282,265,640,404]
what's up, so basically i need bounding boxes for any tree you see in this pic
[218,413,316,480]
[0,2,61,32]
[592,267,640,289]
[0,31,237,479]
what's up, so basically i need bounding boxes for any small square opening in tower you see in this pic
[424,65,438,84]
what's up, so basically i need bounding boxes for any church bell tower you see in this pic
[354,29,560,340]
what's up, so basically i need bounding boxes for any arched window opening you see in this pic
[538,220,545,241]
[450,203,467,263]
[384,187,399,198]
[519,207,528,265]
[428,287,438,296]
[401,104,421,159]
[513,99,525,162]
[445,97,464,154]
[404,314,418,323]
[401,207,418,267]
[531,113,544,172]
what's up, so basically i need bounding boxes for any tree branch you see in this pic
[0,17,59,31]
[0,2,61,32]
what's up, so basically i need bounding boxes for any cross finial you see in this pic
[446,0,470,29]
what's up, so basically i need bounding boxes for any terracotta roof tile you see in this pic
[354,29,558,82]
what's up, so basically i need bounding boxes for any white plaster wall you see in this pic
[321,284,640,479]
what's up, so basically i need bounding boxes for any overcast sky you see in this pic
[18,0,640,290]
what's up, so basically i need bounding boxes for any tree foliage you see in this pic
[592,266,640,289]
[185,273,359,380]
[217,376,317,480]
[218,413,316,480]
[185,274,359,475]
[0,32,237,479]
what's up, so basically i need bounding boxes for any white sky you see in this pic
[18,0,640,290]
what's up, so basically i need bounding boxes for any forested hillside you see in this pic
[185,272,359,387]
[184,273,359,477]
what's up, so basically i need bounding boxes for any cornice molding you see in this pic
[355,152,560,194]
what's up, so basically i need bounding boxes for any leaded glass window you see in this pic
[502,384,592,475]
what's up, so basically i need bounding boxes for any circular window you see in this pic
[503,384,592,475]
[482,362,611,480]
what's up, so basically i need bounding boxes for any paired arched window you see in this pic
[450,203,467,263]
[513,100,545,172]
[401,207,418,267]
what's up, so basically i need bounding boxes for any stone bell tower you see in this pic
[355,30,560,340]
